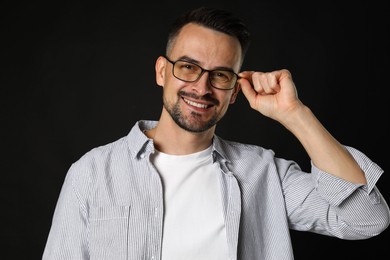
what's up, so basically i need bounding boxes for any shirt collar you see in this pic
[126,120,158,159]
[212,134,231,164]
[126,120,230,163]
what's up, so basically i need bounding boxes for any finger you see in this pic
[253,71,280,94]
[238,71,255,85]
[239,71,268,95]
[238,77,257,107]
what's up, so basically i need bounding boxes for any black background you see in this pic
[2,0,389,259]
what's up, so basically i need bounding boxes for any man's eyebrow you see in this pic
[177,55,199,64]
[177,55,236,72]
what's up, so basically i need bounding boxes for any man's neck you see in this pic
[147,114,214,155]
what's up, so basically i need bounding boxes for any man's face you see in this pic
[156,23,242,133]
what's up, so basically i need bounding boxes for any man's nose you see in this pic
[191,71,212,94]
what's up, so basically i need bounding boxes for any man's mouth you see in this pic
[183,98,211,109]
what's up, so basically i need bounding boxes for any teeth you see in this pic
[184,98,208,108]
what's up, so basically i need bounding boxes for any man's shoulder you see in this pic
[75,120,151,163]
[72,135,129,167]
[214,135,276,159]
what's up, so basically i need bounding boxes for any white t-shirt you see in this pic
[150,145,229,260]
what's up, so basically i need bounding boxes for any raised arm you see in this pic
[239,69,366,184]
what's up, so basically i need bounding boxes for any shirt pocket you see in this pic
[89,206,130,260]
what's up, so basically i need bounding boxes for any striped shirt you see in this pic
[42,120,390,260]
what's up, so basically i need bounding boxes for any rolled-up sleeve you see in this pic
[311,146,390,238]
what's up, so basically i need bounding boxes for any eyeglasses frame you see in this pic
[162,55,240,90]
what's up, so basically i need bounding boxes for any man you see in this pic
[42,6,389,260]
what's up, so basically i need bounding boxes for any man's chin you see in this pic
[176,119,217,133]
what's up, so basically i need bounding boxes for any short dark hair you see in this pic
[166,6,251,62]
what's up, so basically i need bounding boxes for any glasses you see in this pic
[163,56,239,90]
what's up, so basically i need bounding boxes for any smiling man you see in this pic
[43,6,389,260]
[150,22,242,153]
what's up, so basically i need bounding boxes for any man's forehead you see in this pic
[171,24,242,70]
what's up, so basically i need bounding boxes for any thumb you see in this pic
[238,77,257,107]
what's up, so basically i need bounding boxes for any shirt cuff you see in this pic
[312,146,384,206]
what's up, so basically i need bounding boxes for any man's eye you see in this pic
[212,71,231,81]
[183,64,194,70]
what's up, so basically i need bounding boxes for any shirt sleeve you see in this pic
[42,163,89,260]
[313,146,384,206]
[287,146,390,239]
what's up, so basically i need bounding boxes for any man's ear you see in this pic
[155,56,166,87]
[229,83,241,104]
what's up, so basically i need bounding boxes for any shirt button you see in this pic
[140,153,145,158]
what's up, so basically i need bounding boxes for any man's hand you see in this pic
[238,69,303,123]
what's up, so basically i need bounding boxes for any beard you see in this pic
[163,90,220,133]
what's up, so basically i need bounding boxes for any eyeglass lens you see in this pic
[173,60,237,90]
